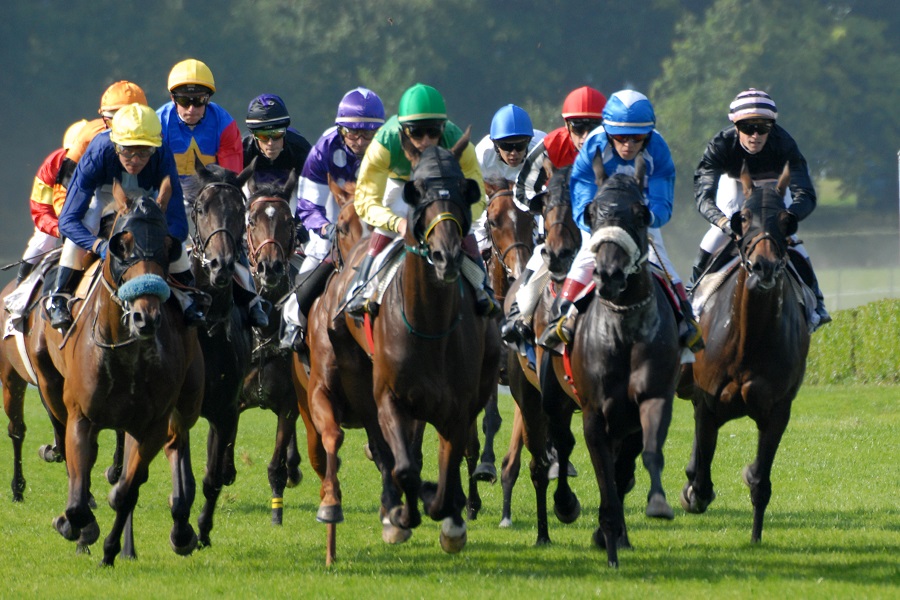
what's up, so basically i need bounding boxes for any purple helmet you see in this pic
[335,87,385,130]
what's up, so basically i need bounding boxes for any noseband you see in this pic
[589,224,648,276]
[737,229,788,277]
[190,181,245,268]
[486,189,531,279]
[246,195,294,271]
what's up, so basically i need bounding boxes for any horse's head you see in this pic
[534,164,579,282]
[403,145,480,283]
[732,163,796,291]
[191,157,252,287]
[484,175,533,282]
[587,154,650,301]
[328,174,365,271]
[106,179,179,339]
[246,169,298,290]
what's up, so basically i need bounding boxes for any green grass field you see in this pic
[0,385,897,599]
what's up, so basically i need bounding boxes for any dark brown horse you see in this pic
[35,181,204,566]
[304,141,500,564]
[240,171,304,525]
[552,158,681,567]
[472,176,534,484]
[678,165,810,544]
[189,162,254,547]
[501,166,582,541]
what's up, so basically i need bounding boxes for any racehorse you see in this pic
[472,176,534,485]
[240,170,304,525]
[35,180,204,566]
[303,137,501,564]
[678,165,810,544]
[500,166,582,541]
[189,161,254,547]
[551,156,680,567]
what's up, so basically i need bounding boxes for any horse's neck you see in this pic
[398,255,461,323]
[732,270,789,346]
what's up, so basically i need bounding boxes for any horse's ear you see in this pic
[157,176,172,212]
[238,156,256,189]
[112,178,131,212]
[528,191,546,215]
[402,180,422,207]
[592,152,607,188]
[740,161,753,197]
[462,178,481,207]
[284,168,298,199]
[399,128,422,168]
[450,126,471,161]
[194,152,208,179]
[633,153,646,189]
[635,203,652,228]
[541,156,555,180]
[326,173,348,206]
[779,210,798,237]
[775,162,791,197]
[730,211,744,238]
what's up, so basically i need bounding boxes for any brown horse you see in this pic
[551,158,681,567]
[501,166,582,541]
[240,171,304,525]
[189,162,254,547]
[471,176,534,484]
[678,165,810,544]
[304,141,500,564]
[34,181,204,566]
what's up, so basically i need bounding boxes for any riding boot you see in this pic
[236,252,269,328]
[689,248,712,290]
[500,268,535,351]
[346,231,392,317]
[673,282,705,353]
[281,310,309,354]
[462,233,500,317]
[537,277,586,351]
[15,261,36,285]
[46,266,80,331]
[170,270,206,326]
[789,251,831,327]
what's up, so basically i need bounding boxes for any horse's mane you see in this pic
[197,162,242,189]
[248,182,291,202]
[544,165,572,208]
[590,173,646,228]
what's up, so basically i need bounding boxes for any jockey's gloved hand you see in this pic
[716,216,736,240]
[295,222,310,246]
[320,223,335,241]
[92,238,109,260]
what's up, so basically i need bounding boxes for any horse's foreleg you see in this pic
[464,421,482,521]
[166,416,198,556]
[377,397,421,531]
[3,380,27,501]
[285,421,303,488]
[427,428,469,554]
[639,397,674,520]
[540,369,579,525]
[105,430,125,485]
[55,413,98,546]
[198,407,238,548]
[581,408,623,568]
[308,385,345,526]
[745,400,791,543]
[473,390,500,483]
[681,400,719,514]
[268,409,297,525]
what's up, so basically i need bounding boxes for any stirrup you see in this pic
[47,296,73,331]
[537,316,573,352]
[682,319,705,353]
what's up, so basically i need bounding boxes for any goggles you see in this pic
[253,128,287,142]
[172,94,210,108]
[115,144,156,159]
[567,118,601,136]
[735,120,773,136]
[608,132,650,144]
[495,139,529,153]
[403,124,444,141]
[340,127,377,141]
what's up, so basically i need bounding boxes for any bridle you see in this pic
[246,195,294,272]
[485,188,531,279]
[190,181,245,269]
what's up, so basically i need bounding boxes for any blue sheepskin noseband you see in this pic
[116,274,171,303]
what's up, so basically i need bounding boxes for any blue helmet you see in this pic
[490,104,534,140]
[246,94,290,131]
[336,87,385,130]
[602,90,655,135]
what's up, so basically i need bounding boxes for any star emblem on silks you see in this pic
[173,138,216,177]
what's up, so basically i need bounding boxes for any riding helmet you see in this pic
[490,104,534,140]
[602,90,655,135]
[246,94,291,131]
[335,87,385,130]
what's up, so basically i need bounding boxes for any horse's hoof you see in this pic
[679,483,714,514]
[646,493,674,520]
[286,468,303,488]
[566,462,578,477]
[77,519,100,546]
[472,462,497,484]
[363,444,374,462]
[382,521,412,544]
[316,503,344,524]
[548,462,559,480]
[554,496,581,524]
[38,444,62,463]
[499,517,512,528]
[105,465,120,485]
[439,518,467,554]
[53,515,80,541]
[742,464,755,488]
[171,529,198,556]
[75,544,91,556]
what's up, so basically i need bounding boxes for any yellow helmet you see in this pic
[110,103,162,147]
[62,119,89,150]
[167,59,216,94]
[99,81,148,116]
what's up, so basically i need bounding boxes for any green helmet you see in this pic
[398,83,447,123]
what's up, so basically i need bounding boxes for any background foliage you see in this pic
[2,0,898,272]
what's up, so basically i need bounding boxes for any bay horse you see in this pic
[550,156,680,567]
[472,176,534,485]
[240,170,305,525]
[304,139,501,564]
[678,165,810,544]
[35,181,204,566]
[189,161,254,547]
[500,166,582,540]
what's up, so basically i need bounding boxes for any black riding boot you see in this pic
[284,260,335,353]
[345,254,376,317]
[46,266,80,331]
[536,297,574,351]
[789,251,831,327]
[236,252,269,328]
[170,270,206,326]
[15,262,36,285]
[689,248,712,290]
[500,268,535,351]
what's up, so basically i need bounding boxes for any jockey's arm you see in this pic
[216,121,244,173]
[354,140,404,232]
[457,142,486,221]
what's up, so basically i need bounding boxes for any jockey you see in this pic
[14,119,89,285]
[501,86,606,347]
[158,59,267,328]
[242,93,312,208]
[54,81,149,214]
[157,58,243,210]
[347,83,494,317]
[47,103,195,331]
[692,88,830,326]
[539,89,703,353]
[472,104,546,254]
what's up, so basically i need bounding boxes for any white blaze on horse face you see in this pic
[506,207,519,226]
[265,205,277,218]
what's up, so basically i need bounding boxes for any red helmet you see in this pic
[561,86,607,120]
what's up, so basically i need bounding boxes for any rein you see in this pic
[190,181,245,268]
[246,196,294,272]
[737,231,787,275]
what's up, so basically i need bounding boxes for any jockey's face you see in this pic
[253,128,286,160]
[608,133,649,161]
[340,127,376,157]
[115,144,154,175]
[566,119,600,151]
[402,122,444,152]
[172,92,209,126]
[494,136,530,167]
[735,119,772,155]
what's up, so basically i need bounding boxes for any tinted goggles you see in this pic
[115,144,156,159]
[735,120,773,136]
[172,94,210,108]
[253,128,287,142]
[567,119,601,136]
[495,139,529,153]
[403,124,444,140]
[608,132,650,144]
